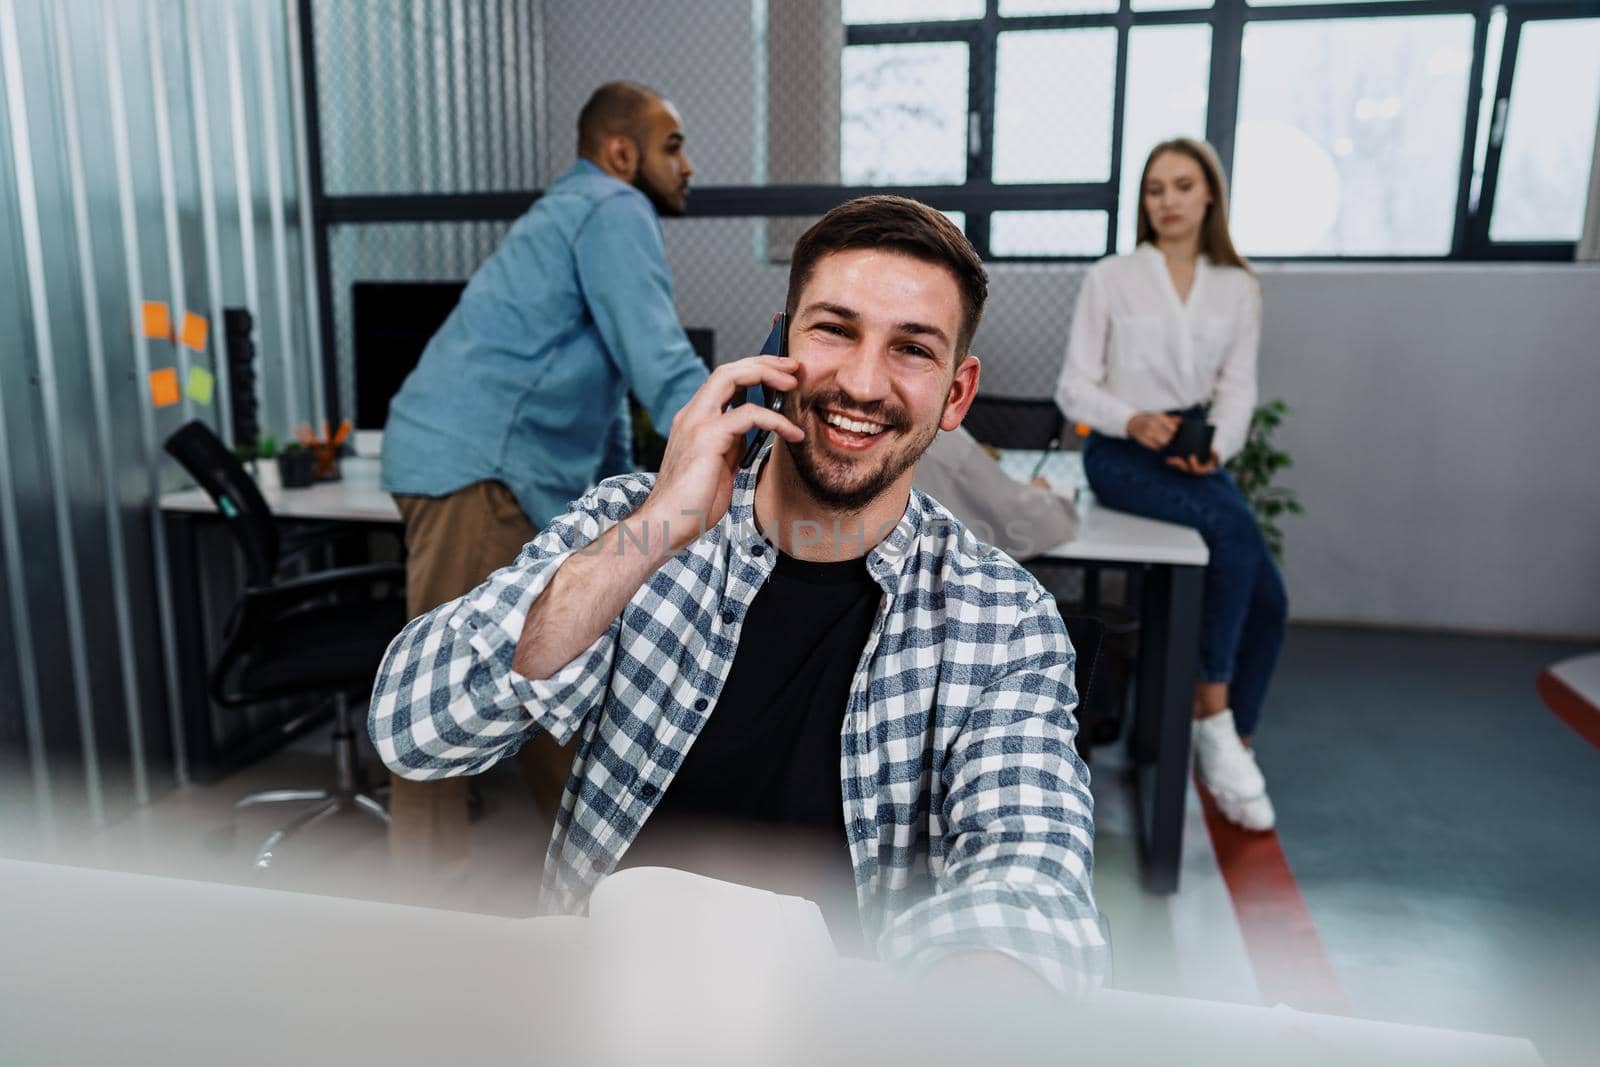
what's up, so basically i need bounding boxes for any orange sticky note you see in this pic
[178,311,208,351]
[141,301,171,340]
[149,367,180,408]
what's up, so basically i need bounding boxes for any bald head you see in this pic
[577,81,660,159]
[575,81,694,217]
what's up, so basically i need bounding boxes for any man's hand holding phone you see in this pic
[516,337,799,681]
[639,355,803,554]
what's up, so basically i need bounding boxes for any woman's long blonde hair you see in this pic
[1135,137,1252,274]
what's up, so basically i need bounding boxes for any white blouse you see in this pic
[1055,243,1261,462]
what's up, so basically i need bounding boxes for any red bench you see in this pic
[1538,652,1600,750]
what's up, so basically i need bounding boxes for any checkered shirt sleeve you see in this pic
[875,588,1109,995]
[368,475,654,779]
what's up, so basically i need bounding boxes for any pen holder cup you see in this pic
[277,449,317,489]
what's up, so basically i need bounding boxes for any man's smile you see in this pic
[815,407,894,452]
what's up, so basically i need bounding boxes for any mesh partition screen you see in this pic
[314,0,542,194]
[308,0,1137,417]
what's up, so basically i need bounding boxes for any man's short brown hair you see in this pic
[786,196,988,359]
[576,81,659,158]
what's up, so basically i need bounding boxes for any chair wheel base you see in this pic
[241,789,390,869]
[235,695,389,869]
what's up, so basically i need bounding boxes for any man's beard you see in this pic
[633,169,686,217]
[782,389,939,513]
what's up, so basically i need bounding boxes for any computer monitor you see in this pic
[350,279,716,451]
[684,328,714,369]
[351,281,467,433]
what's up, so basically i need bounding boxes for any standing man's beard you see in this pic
[633,170,686,217]
[781,389,939,513]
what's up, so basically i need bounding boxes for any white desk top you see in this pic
[998,449,1209,568]
[161,452,1207,567]
[161,456,402,524]
[1549,652,1600,707]
[0,859,1545,1067]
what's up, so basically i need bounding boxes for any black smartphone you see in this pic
[1163,417,1215,461]
[739,313,788,467]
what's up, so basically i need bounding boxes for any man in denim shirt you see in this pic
[380,82,708,874]
[371,197,1105,992]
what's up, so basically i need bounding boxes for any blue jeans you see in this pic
[1082,431,1287,737]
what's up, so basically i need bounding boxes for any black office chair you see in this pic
[164,420,407,868]
[1060,615,1106,762]
[962,395,1068,451]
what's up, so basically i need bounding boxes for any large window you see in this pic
[841,42,972,184]
[1231,15,1475,255]
[842,0,1600,260]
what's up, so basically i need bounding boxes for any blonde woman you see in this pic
[1056,138,1286,832]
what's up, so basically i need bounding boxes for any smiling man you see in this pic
[370,196,1106,992]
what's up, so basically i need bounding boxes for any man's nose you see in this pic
[834,347,891,404]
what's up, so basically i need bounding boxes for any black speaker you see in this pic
[224,308,258,451]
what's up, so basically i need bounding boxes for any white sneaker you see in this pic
[1194,711,1276,832]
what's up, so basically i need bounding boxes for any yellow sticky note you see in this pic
[185,365,215,405]
[149,367,180,408]
[178,311,209,351]
[142,301,171,340]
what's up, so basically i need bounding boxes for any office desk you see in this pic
[161,456,401,524]
[160,458,401,781]
[1,859,1545,1067]
[163,456,1201,890]
[998,450,1208,895]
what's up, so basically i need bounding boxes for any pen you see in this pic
[1029,438,1059,481]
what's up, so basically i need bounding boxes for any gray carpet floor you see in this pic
[1257,624,1598,1067]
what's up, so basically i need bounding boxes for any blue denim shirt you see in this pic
[381,160,708,527]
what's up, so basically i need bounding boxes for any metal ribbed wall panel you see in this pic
[310,0,546,427]
[0,0,316,835]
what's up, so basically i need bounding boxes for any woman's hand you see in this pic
[640,355,804,552]
[1165,451,1220,476]
[1126,411,1180,451]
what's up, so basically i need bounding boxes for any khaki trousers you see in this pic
[389,480,573,866]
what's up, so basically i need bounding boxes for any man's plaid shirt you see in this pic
[370,446,1107,992]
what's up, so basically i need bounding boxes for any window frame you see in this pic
[1468,4,1600,256]
[843,0,1600,262]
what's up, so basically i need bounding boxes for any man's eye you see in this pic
[901,345,932,359]
[815,323,847,336]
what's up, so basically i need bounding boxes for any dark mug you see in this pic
[1164,416,1215,461]
[277,449,317,488]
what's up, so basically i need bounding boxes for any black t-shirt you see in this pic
[623,549,881,947]
[651,549,881,823]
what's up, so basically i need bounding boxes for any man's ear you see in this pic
[600,134,640,181]
[940,355,981,432]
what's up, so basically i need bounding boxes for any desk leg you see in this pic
[1129,562,1203,894]
[163,512,215,781]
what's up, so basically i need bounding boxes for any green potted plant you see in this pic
[631,399,668,472]
[1225,399,1304,563]
[240,435,281,492]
